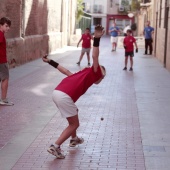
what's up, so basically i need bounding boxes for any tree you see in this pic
[76,0,84,24]
[131,0,141,11]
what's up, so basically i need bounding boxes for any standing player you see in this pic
[123,29,138,71]
[108,22,119,52]
[77,28,93,66]
[143,21,154,55]
[0,17,13,106]
[42,25,106,159]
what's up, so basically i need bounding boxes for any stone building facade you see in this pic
[0,0,76,67]
[153,0,170,71]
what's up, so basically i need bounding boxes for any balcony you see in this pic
[143,0,151,3]
[93,5,103,14]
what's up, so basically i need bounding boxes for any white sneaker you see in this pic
[0,99,14,106]
[47,145,65,159]
[69,137,84,147]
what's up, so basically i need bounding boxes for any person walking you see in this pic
[123,24,131,36]
[109,22,120,51]
[123,29,138,71]
[143,21,154,55]
[42,25,106,159]
[77,28,93,66]
[0,17,13,106]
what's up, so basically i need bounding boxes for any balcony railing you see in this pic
[83,4,104,14]
[143,0,151,3]
[93,5,103,13]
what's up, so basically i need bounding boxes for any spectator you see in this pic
[123,24,131,36]
[143,21,154,55]
[77,28,93,66]
[109,22,120,52]
[123,29,138,71]
[0,17,13,106]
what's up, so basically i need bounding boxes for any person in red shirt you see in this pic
[76,28,93,66]
[0,17,13,106]
[123,29,138,71]
[42,25,105,159]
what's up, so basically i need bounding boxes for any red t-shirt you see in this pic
[82,33,92,48]
[55,66,102,102]
[0,31,7,63]
[123,36,136,52]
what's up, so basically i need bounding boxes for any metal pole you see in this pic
[163,6,169,67]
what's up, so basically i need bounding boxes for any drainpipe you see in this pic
[164,5,169,67]
[154,12,158,56]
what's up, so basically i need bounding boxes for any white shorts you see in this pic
[81,48,91,53]
[52,90,78,118]
[110,36,118,43]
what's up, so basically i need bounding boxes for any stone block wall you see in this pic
[0,0,76,68]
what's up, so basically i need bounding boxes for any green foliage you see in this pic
[121,0,130,7]
[76,0,84,24]
[131,0,141,11]
[119,0,130,13]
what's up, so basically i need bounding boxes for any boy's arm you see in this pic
[42,56,73,76]
[123,38,126,49]
[134,40,138,49]
[77,36,83,47]
[92,25,105,72]
[134,41,138,52]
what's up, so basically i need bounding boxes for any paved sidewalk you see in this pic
[0,36,170,170]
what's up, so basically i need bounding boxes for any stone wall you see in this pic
[0,0,76,67]
[153,0,170,71]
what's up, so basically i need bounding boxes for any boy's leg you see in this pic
[130,57,133,68]
[145,39,147,54]
[149,39,153,55]
[123,56,128,70]
[86,50,90,65]
[145,39,150,54]
[1,78,8,100]
[125,56,128,67]
[55,114,79,146]
[77,50,85,64]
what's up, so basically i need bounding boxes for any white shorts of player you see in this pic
[110,36,118,43]
[52,90,78,118]
[81,48,91,53]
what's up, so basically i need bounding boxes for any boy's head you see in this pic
[126,29,132,36]
[94,65,106,84]
[146,21,150,26]
[85,28,90,34]
[0,17,11,33]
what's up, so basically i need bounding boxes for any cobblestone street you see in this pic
[0,36,170,170]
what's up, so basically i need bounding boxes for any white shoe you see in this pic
[47,145,65,159]
[0,99,14,106]
[69,137,84,147]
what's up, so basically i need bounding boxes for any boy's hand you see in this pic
[42,54,50,63]
[136,48,138,53]
[94,25,105,38]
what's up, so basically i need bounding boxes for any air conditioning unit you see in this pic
[119,6,124,11]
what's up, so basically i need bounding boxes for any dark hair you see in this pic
[127,29,132,33]
[0,17,11,27]
[85,28,90,31]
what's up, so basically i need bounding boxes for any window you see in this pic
[93,18,102,25]
[110,0,113,8]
